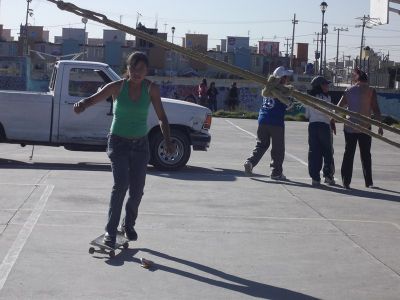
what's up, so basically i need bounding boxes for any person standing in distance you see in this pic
[243,66,293,180]
[337,68,383,189]
[305,76,336,187]
[74,52,175,248]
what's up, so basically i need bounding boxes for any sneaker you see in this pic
[366,184,375,189]
[103,232,116,249]
[123,227,138,241]
[324,177,336,186]
[244,161,253,176]
[271,174,287,181]
[312,179,321,187]
[342,182,351,190]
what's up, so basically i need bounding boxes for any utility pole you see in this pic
[284,38,290,57]
[344,55,351,83]
[163,23,168,33]
[24,0,33,56]
[356,15,379,69]
[334,27,348,83]
[314,32,320,74]
[358,15,367,68]
[290,13,298,69]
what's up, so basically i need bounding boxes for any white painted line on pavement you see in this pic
[0,183,47,186]
[34,209,400,232]
[225,120,308,167]
[0,184,54,291]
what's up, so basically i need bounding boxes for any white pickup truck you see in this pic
[0,60,212,170]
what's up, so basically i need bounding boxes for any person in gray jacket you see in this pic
[305,76,336,186]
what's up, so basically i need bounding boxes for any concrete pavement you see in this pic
[0,118,399,299]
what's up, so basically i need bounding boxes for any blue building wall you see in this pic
[62,39,81,56]
[234,48,251,71]
[104,41,123,71]
[0,42,18,57]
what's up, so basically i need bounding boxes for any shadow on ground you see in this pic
[148,165,267,182]
[0,159,267,182]
[0,158,111,172]
[251,178,400,203]
[100,248,319,300]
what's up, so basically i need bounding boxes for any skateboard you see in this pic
[89,231,129,258]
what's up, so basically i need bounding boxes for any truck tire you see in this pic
[150,129,191,171]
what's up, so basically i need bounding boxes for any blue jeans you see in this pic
[308,122,335,181]
[105,134,150,238]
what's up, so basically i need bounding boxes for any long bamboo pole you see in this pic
[45,0,400,148]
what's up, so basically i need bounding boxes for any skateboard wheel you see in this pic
[89,247,95,254]
[123,242,129,249]
[109,250,115,258]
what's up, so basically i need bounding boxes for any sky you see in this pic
[1,0,400,62]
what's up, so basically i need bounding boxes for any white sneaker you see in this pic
[244,161,253,176]
[271,174,287,181]
[324,177,336,186]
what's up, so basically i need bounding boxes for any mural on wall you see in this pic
[0,59,398,121]
[377,93,400,121]
[158,81,265,112]
[0,57,27,91]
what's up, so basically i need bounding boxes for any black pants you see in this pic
[341,131,373,187]
[308,122,335,181]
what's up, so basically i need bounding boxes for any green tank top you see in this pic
[110,80,151,138]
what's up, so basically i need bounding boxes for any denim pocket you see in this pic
[107,135,126,158]
[129,137,148,154]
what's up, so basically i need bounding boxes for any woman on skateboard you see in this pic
[74,52,174,248]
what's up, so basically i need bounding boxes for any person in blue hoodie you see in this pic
[243,66,293,180]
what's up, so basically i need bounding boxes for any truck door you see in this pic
[58,66,113,144]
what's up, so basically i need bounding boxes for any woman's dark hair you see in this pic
[210,82,215,88]
[308,85,324,97]
[127,51,149,68]
[201,78,207,86]
[124,52,149,78]
[354,68,368,82]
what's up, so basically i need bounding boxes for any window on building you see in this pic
[68,68,108,97]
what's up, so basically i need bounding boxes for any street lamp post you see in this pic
[171,26,176,44]
[319,2,328,75]
[170,26,176,76]
[82,17,88,60]
[314,32,320,75]
[323,23,328,75]
[363,46,371,81]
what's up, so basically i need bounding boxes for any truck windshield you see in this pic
[106,66,121,81]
